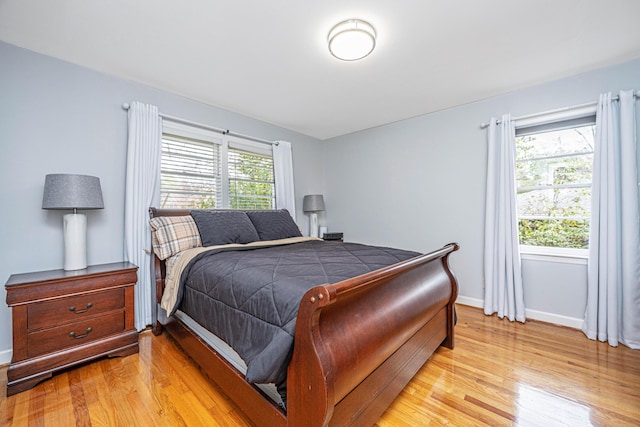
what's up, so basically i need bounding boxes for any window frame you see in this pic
[514,109,596,258]
[160,120,275,210]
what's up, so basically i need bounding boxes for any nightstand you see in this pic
[5,262,139,396]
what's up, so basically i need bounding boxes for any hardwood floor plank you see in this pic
[82,361,119,427]
[0,387,16,426]
[1,305,639,426]
[9,387,30,427]
[67,369,90,427]
[30,382,47,427]
[41,372,75,426]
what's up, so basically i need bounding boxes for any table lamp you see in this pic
[42,174,104,270]
[303,194,325,238]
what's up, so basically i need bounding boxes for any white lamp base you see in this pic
[63,212,87,270]
[309,212,319,238]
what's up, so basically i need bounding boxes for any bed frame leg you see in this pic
[152,321,163,336]
[441,303,456,349]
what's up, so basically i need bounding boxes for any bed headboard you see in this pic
[148,207,292,332]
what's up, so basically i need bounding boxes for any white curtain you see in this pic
[273,140,296,220]
[124,102,162,331]
[484,114,526,322]
[583,90,640,348]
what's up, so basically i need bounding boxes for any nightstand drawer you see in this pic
[27,288,125,330]
[27,311,126,358]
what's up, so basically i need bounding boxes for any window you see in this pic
[515,118,595,252]
[160,133,221,208]
[160,121,275,210]
[228,145,275,210]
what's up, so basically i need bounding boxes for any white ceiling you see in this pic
[2,0,640,140]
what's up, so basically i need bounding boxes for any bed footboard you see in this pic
[287,243,459,426]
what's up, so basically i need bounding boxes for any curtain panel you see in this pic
[583,90,640,348]
[273,140,296,221]
[484,114,526,323]
[124,102,162,331]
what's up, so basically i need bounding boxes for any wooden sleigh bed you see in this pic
[149,207,459,426]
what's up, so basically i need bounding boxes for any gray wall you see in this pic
[2,39,639,362]
[0,41,325,361]
[322,58,640,324]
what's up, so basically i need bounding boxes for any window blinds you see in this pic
[160,121,274,210]
[160,133,222,208]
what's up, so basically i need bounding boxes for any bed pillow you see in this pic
[246,209,302,241]
[149,215,202,260]
[191,210,260,246]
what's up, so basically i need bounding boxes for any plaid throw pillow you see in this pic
[149,215,202,260]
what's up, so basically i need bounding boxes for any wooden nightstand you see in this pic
[5,262,139,396]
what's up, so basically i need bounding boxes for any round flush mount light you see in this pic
[328,19,376,61]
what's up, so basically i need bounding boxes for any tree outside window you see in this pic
[515,124,595,249]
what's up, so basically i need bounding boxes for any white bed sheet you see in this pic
[170,309,283,405]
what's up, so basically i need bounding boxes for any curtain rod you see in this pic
[479,90,640,129]
[121,103,278,146]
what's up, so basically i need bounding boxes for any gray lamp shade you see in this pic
[42,174,104,210]
[303,194,325,212]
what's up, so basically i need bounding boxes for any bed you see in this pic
[149,207,459,426]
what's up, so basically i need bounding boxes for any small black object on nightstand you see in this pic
[322,232,343,241]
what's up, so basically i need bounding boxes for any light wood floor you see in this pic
[1,305,638,426]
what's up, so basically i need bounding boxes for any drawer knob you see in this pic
[69,327,93,339]
[69,303,93,314]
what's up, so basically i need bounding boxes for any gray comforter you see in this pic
[177,240,420,387]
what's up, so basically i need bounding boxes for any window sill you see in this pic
[519,245,588,265]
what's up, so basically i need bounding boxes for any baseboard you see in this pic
[524,308,584,329]
[455,295,583,330]
[455,295,483,309]
[0,349,12,366]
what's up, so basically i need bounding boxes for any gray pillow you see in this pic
[246,209,302,241]
[190,210,259,246]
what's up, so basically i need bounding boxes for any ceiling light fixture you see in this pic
[328,19,376,61]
